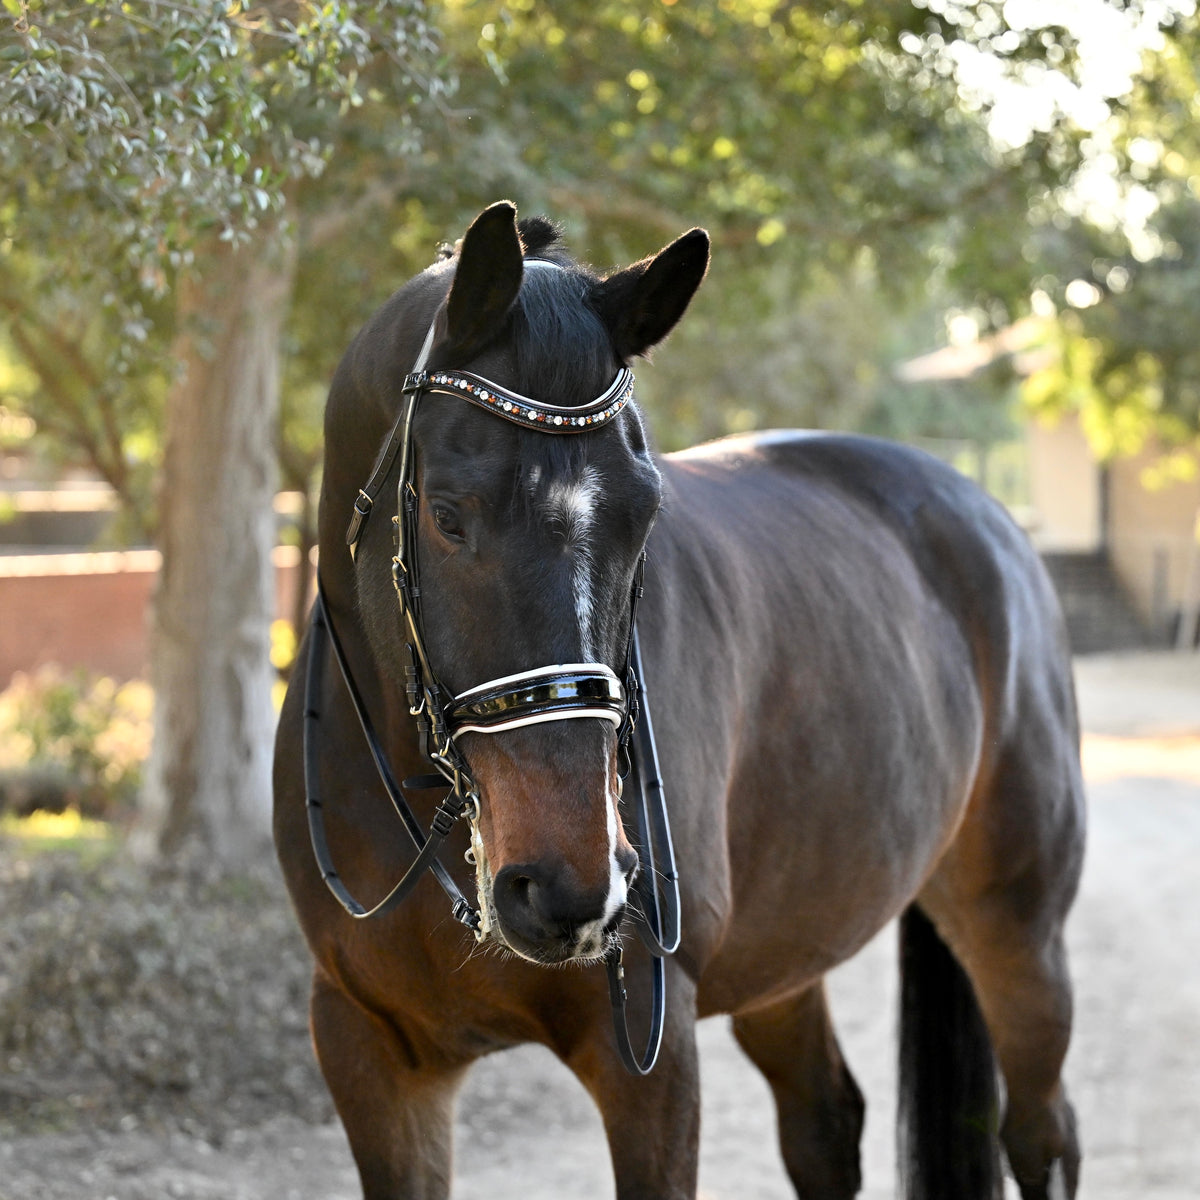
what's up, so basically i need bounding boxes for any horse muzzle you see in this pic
[488,847,638,965]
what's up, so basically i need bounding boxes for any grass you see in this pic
[0,808,117,864]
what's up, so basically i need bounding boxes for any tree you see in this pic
[1,0,446,866]
[2,0,1174,864]
[386,0,1096,447]
[0,245,165,541]
[1021,8,1200,477]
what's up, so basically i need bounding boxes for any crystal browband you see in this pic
[413,366,636,432]
[447,664,626,736]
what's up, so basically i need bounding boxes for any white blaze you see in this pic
[601,751,628,926]
[543,466,601,658]
[520,464,627,959]
[568,749,629,959]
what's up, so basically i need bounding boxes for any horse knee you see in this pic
[568,970,703,1200]
[775,1059,864,1200]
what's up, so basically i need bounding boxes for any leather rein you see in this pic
[302,268,681,1075]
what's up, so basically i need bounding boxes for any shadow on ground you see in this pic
[2,652,1198,1199]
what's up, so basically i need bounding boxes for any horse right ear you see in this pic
[442,201,524,361]
[592,228,710,361]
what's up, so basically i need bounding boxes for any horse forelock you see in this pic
[509,265,614,408]
[483,256,644,523]
[407,238,658,664]
[516,214,562,256]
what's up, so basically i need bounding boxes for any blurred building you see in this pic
[900,324,1200,653]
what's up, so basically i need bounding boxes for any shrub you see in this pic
[0,667,152,820]
[0,849,328,1137]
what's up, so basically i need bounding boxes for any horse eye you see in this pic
[431,504,465,541]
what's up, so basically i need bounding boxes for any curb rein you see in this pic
[302,294,681,1076]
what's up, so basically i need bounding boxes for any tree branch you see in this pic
[0,291,142,522]
[299,174,410,249]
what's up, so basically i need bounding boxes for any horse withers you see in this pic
[273,201,1085,1199]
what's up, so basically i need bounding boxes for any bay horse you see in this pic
[273,201,1085,1199]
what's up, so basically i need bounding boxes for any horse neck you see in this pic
[317,277,448,606]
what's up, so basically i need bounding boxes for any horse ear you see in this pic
[593,228,710,361]
[443,201,524,360]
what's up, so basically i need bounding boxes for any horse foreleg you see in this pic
[310,969,466,1200]
[568,961,702,1200]
[732,982,865,1200]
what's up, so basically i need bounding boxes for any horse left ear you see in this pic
[593,228,710,361]
[443,201,525,361]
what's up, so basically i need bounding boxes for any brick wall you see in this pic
[0,548,311,685]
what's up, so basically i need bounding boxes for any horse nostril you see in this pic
[618,845,640,888]
[492,862,609,951]
[493,864,551,941]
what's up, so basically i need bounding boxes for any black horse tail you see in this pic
[898,904,1003,1200]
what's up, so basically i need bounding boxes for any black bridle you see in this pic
[302,276,681,1075]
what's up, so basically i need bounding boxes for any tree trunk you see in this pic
[134,232,297,867]
[289,484,318,654]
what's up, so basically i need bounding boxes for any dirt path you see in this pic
[4,652,1198,1199]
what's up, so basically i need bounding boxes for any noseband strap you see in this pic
[449,664,625,736]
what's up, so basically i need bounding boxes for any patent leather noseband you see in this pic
[302,261,681,1075]
[449,664,626,735]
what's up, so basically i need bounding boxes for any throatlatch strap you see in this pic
[345,415,409,557]
[345,319,436,557]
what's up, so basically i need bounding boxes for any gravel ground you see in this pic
[2,650,1198,1200]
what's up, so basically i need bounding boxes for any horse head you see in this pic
[341,202,707,965]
